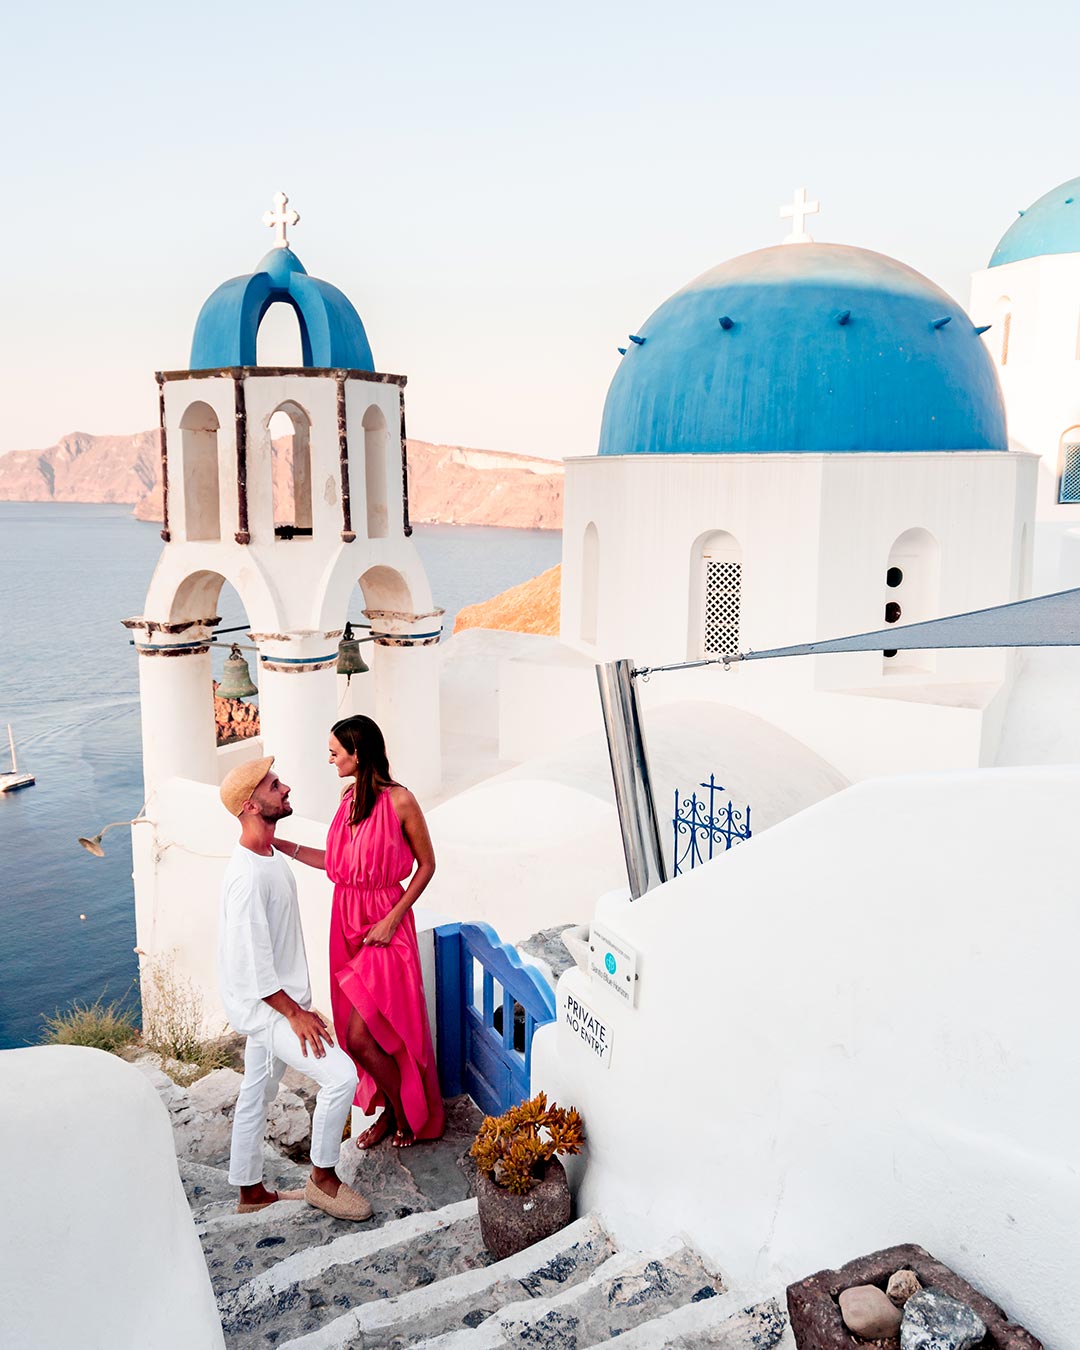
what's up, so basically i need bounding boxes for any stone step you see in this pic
[219,1199,487,1347]
[580,1289,788,1350]
[274,1213,615,1350]
[410,1237,725,1349]
[181,1148,310,1220]
[199,1145,439,1299]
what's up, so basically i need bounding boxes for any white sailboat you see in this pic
[1,724,35,792]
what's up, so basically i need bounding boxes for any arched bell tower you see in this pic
[125,194,443,824]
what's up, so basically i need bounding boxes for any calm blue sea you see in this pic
[0,503,561,1049]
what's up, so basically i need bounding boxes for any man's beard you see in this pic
[259,801,293,822]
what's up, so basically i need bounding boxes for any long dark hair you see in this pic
[331,716,396,826]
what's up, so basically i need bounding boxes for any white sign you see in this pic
[560,988,612,1068]
[589,922,639,1007]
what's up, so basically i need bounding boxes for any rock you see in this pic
[888,1269,922,1307]
[901,1288,987,1350]
[838,1284,903,1339]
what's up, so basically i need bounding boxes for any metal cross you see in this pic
[262,191,300,249]
[780,186,820,244]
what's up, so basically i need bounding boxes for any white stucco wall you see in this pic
[970,252,1080,518]
[533,767,1079,1346]
[557,450,1037,779]
[0,1046,224,1349]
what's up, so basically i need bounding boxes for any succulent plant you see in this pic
[470,1092,585,1195]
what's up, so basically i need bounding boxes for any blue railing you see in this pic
[434,921,556,1118]
[673,774,752,875]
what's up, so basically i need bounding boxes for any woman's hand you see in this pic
[363,914,400,947]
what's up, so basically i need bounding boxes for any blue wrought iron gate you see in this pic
[673,773,752,875]
[434,921,557,1117]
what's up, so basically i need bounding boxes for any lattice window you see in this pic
[1060,443,1080,503]
[703,560,741,655]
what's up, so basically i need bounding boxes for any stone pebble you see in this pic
[901,1287,987,1350]
[887,1269,922,1307]
[838,1284,903,1339]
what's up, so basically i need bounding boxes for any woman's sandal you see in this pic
[355,1111,394,1150]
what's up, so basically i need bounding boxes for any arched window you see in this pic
[580,522,599,644]
[690,531,742,659]
[256,300,306,367]
[996,296,1012,366]
[179,401,220,542]
[882,528,940,673]
[269,403,312,540]
[1058,427,1080,504]
[363,405,389,539]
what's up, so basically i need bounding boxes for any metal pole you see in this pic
[596,659,669,899]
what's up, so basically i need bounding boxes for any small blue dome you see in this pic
[990,176,1080,267]
[598,243,1007,457]
[189,247,374,371]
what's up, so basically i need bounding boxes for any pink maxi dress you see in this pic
[326,787,445,1140]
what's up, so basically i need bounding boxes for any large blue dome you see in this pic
[990,176,1080,267]
[598,243,1007,457]
[189,245,374,371]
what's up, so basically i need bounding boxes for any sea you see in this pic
[0,502,561,1050]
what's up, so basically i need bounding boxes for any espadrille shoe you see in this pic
[304,1177,373,1221]
[235,1188,305,1214]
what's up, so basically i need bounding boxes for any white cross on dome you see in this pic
[262,191,300,249]
[779,186,820,244]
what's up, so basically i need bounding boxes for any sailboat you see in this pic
[1,725,35,792]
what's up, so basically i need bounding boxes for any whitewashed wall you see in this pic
[558,451,1037,779]
[970,253,1080,518]
[533,767,1080,1347]
[0,1047,224,1348]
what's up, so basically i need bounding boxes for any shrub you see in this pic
[40,993,138,1053]
[470,1092,584,1195]
[141,952,230,1082]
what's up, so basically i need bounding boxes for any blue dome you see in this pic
[990,176,1080,267]
[598,243,1007,457]
[189,247,374,370]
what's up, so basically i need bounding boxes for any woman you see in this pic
[275,716,444,1148]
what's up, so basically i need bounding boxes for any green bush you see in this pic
[40,994,139,1053]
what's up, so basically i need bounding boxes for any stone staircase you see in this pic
[177,1098,788,1350]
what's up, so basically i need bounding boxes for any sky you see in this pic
[3,0,1078,461]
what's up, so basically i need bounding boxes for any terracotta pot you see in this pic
[476,1157,572,1260]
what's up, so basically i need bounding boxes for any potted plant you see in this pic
[470,1092,585,1260]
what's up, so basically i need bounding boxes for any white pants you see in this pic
[228,1014,359,1187]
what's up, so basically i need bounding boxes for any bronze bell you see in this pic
[218,644,258,700]
[336,622,370,679]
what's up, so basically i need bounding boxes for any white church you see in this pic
[8,180,1080,1347]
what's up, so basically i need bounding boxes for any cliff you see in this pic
[453,564,561,636]
[0,429,564,531]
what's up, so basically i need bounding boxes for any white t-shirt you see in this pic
[218,844,312,1037]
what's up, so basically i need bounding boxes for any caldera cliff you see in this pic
[0,430,564,531]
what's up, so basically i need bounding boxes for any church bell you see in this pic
[217,643,258,700]
[336,622,370,679]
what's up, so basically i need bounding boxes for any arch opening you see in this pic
[996,295,1012,366]
[269,402,313,539]
[581,522,599,644]
[882,528,940,673]
[363,404,389,539]
[256,299,307,368]
[689,531,742,660]
[179,401,220,542]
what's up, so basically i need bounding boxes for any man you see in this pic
[218,755,371,1220]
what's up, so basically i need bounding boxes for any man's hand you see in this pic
[286,1007,335,1059]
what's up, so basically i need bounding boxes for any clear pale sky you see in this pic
[3,1,1077,460]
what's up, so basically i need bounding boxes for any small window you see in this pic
[1000,311,1012,366]
[703,560,742,656]
[886,566,903,588]
[1059,439,1080,504]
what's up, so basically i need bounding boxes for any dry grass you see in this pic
[140,952,230,1083]
[40,992,139,1053]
